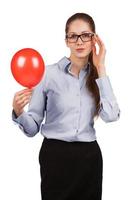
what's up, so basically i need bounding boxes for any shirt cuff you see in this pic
[12,110,26,124]
[95,76,116,100]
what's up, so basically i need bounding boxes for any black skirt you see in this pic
[39,138,103,200]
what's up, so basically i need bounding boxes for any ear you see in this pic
[65,39,69,48]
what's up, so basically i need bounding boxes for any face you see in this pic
[66,19,94,59]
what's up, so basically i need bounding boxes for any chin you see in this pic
[76,54,89,59]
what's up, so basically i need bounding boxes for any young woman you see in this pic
[12,13,120,200]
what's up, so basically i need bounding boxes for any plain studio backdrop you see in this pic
[0,0,132,199]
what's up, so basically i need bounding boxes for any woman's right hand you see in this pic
[12,88,33,117]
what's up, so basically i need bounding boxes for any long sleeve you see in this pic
[95,76,120,122]
[12,73,48,137]
[12,57,121,141]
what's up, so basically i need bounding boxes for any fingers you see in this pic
[13,88,33,116]
[15,88,33,97]
[93,34,106,50]
[15,94,32,108]
[92,34,106,57]
[15,89,33,102]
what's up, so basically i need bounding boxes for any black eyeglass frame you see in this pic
[66,32,95,43]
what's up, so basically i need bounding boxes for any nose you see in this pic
[76,36,83,44]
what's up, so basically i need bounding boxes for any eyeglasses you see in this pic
[66,32,94,43]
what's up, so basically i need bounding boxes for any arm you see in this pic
[96,76,120,122]
[12,73,47,137]
[92,34,120,122]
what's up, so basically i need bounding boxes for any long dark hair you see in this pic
[65,13,100,118]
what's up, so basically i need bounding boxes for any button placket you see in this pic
[73,78,81,133]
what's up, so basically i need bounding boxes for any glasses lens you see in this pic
[66,34,78,43]
[66,33,94,43]
[81,33,94,42]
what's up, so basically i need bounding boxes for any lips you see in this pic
[76,48,85,53]
[76,48,85,51]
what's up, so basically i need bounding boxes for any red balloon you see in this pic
[11,48,45,88]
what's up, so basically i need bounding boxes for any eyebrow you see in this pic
[67,31,93,34]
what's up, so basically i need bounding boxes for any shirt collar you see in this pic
[58,56,90,73]
[58,56,71,72]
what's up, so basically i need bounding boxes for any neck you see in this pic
[69,55,88,70]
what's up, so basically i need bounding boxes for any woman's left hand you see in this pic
[92,34,106,76]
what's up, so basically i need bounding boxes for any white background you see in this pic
[0,0,132,199]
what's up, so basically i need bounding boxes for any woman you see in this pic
[12,13,120,200]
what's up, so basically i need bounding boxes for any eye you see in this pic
[82,33,92,38]
[68,34,77,39]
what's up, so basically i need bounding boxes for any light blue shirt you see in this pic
[12,56,120,142]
